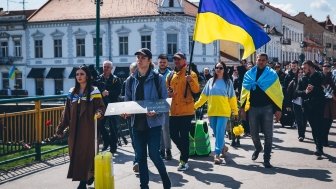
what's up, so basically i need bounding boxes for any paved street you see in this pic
[1,121,336,189]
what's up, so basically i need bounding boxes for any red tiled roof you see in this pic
[28,0,197,22]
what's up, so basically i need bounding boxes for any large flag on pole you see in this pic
[193,0,271,59]
[8,65,16,80]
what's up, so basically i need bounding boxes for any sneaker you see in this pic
[166,149,172,160]
[177,161,189,171]
[133,163,139,173]
[298,137,304,142]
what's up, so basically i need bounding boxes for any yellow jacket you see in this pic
[167,66,200,116]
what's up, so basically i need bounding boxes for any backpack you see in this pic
[127,71,162,99]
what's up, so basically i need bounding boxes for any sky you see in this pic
[0,0,335,23]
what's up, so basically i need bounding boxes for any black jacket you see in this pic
[96,74,122,105]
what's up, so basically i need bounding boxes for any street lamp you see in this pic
[95,0,103,70]
[263,24,270,54]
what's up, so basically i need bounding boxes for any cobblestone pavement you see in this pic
[1,121,336,189]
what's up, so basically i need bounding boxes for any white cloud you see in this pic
[310,0,332,12]
[270,3,298,16]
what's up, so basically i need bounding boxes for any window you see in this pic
[1,72,9,89]
[141,35,151,50]
[93,38,102,56]
[119,36,128,55]
[76,38,85,57]
[169,0,174,7]
[0,41,8,57]
[55,79,63,95]
[34,40,43,58]
[189,35,193,54]
[15,71,22,89]
[14,39,21,57]
[167,34,177,55]
[54,39,62,58]
[202,44,206,55]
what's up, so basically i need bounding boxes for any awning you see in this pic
[46,68,65,79]
[27,68,46,78]
[68,67,78,78]
[114,67,129,79]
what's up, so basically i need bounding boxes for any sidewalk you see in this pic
[1,122,336,189]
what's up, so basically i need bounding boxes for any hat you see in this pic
[173,52,186,60]
[323,63,331,68]
[134,48,152,59]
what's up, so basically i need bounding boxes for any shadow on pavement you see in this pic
[184,161,243,188]
[227,158,333,182]
[272,143,315,156]
[113,149,136,165]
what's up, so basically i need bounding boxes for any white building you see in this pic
[0,10,35,96]
[16,0,218,96]
[233,0,304,64]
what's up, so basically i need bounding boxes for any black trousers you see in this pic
[99,115,119,153]
[305,103,324,152]
[169,115,193,163]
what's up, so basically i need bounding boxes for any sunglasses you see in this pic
[215,67,224,70]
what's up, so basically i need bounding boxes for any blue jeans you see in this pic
[209,116,229,155]
[249,105,274,161]
[132,126,171,189]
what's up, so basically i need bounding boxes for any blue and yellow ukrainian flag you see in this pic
[193,0,271,59]
[240,66,283,111]
[8,65,16,80]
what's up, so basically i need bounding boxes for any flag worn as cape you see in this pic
[240,66,283,111]
[193,0,271,59]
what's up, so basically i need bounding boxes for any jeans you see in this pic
[169,115,193,163]
[292,103,307,138]
[209,116,229,155]
[132,126,171,189]
[160,113,172,151]
[249,105,274,161]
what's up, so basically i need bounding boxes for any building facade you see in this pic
[2,0,219,96]
[0,10,35,96]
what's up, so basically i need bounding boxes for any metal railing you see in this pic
[0,95,67,165]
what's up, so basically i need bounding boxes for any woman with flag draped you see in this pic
[240,53,283,168]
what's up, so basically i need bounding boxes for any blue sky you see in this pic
[1,0,335,23]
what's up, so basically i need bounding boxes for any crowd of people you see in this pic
[56,49,336,189]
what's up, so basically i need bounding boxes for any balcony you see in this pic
[0,56,23,65]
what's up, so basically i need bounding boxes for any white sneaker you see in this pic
[177,161,189,171]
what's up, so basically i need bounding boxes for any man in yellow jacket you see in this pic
[167,52,200,171]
